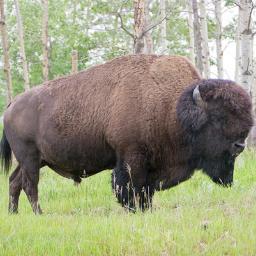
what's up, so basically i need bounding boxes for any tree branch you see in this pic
[140,15,168,38]
[247,2,255,31]
[117,12,134,39]
[233,1,242,9]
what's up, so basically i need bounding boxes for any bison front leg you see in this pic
[112,150,154,212]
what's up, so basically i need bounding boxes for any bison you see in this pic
[0,55,253,214]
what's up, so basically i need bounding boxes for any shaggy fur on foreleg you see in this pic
[112,151,154,212]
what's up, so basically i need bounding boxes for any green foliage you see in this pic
[166,17,190,56]
[224,0,237,7]
[1,0,236,115]
[1,150,256,255]
[0,0,192,114]
[207,17,217,40]
[223,18,237,40]
[0,0,136,115]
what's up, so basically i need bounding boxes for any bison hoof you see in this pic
[8,208,18,214]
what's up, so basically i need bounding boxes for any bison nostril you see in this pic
[233,142,245,155]
[234,142,245,149]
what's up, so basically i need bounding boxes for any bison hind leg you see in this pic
[22,164,42,215]
[17,146,42,215]
[9,165,22,214]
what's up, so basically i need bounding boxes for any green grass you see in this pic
[1,151,256,255]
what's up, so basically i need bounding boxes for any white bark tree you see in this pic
[144,0,154,53]
[159,0,168,54]
[118,0,168,54]
[14,0,30,91]
[192,0,203,74]
[71,50,78,73]
[214,0,223,79]
[238,0,254,95]
[134,0,146,53]
[235,9,241,82]
[199,0,210,78]
[251,56,256,146]
[42,0,49,81]
[237,0,255,146]
[187,0,195,63]
[0,0,13,104]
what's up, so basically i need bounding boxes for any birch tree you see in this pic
[237,0,255,146]
[187,0,195,63]
[159,0,167,54]
[42,0,49,81]
[199,0,210,78]
[71,50,78,73]
[235,10,241,82]
[134,0,145,53]
[238,0,254,94]
[251,54,256,146]
[192,0,203,74]
[214,0,223,79]
[14,0,30,90]
[118,0,167,54]
[0,0,13,104]
[144,0,153,53]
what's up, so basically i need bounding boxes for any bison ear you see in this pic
[176,84,208,132]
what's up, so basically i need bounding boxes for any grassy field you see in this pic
[1,151,256,255]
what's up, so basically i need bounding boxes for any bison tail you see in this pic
[0,129,12,175]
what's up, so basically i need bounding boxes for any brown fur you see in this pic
[0,55,252,213]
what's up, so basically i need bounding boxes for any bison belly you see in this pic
[38,130,116,174]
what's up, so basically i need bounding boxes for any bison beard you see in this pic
[0,55,253,214]
[199,152,235,186]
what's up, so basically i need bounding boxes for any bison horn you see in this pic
[193,85,205,107]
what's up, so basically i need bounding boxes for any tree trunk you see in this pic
[144,0,153,54]
[159,0,167,54]
[14,0,30,91]
[192,0,203,74]
[0,0,13,104]
[249,82,256,147]
[71,50,78,73]
[238,0,253,95]
[199,0,210,78]
[42,0,49,81]
[238,0,255,146]
[134,0,145,54]
[187,0,195,64]
[214,0,223,79]
[235,10,241,82]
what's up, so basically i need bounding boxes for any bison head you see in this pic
[177,79,253,186]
